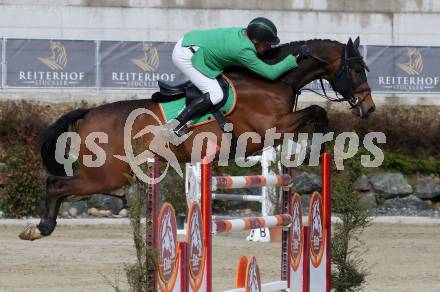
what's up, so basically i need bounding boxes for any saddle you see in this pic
[152,76,231,131]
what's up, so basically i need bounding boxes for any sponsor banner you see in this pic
[303,79,332,92]
[5,39,96,88]
[0,39,2,87]
[2,39,440,94]
[366,46,440,93]
[99,41,185,89]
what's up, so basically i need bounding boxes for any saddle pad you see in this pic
[157,76,237,128]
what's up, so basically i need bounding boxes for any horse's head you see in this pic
[263,38,375,118]
[325,37,376,118]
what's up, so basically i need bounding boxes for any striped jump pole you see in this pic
[212,174,292,190]
[213,214,292,233]
[201,157,294,292]
[225,152,332,292]
[211,193,264,202]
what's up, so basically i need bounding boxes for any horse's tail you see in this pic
[36,108,90,176]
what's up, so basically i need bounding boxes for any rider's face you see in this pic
[253,41,272,55]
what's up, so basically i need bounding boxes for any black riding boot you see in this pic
[161,93,213,144]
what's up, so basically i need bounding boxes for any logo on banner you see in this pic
[158,203,178,284]
[397,48,423,75]
[131,44,159,72]
[246,257,261,292]
[378,47,439,91]
[110,43,176,88]
[188,203,203,276]
[308,192,325,268]
[188,203,205,291]
[39,41,67,70]
[290,194,303,271]
[18,41,86,86]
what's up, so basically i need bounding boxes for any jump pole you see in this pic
[303,152,331,292]
[201,158,212,292]
[152,152,331,292]
[146,158,188,292]
[185,148,279,242]
[201,157,293,292]
[322,152,331,292]
[146,157,158,289]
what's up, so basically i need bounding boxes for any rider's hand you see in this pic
[296,45,311,62]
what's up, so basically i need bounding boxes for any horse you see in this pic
[19,37,375,241]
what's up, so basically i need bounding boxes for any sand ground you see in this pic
[0,222,439,292]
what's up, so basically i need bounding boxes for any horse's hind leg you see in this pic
[19,175,86,240]
[19,167,128,240]
[38,175,92,237]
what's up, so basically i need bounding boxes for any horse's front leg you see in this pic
[276,104,327,134]
[275,105,329,158]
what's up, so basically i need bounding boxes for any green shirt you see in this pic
[182,27,298,80]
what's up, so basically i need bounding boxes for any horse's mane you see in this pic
[282,38,341,46]
[261,39,342,64]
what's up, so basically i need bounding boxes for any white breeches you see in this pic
[172,38,224,105]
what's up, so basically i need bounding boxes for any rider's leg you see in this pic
[163,39,223,135]
[172,92,213,133]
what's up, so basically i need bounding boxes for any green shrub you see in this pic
[0,101,49,145]
[381,150,440,175]
[331,153,371,292]
[124,182,156,292]
[329,105,440,158]
[160,162,187,215]
[107,173,157,292]
[0,144,44,217]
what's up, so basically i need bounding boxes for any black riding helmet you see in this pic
[246,17,280,45]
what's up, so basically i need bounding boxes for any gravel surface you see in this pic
[0,219,439,292]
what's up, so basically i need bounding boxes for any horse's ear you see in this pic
[353,36,362,56]
[346,38,355,57]
[354,36,360,49]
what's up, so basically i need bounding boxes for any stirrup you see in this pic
[159,119,191,146]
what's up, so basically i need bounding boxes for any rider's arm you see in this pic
[238,48,298,80]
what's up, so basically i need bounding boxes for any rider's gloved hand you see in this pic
[295,45,311,62]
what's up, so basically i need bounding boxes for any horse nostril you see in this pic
[369,106,376,114]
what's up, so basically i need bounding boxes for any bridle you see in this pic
[292,44,371,111]
[328,45,371,109]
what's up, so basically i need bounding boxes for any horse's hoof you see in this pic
[18,224,44,241]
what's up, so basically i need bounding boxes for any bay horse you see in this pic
[19,37,375,241]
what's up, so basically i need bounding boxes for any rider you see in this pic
[161,17,300,142]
